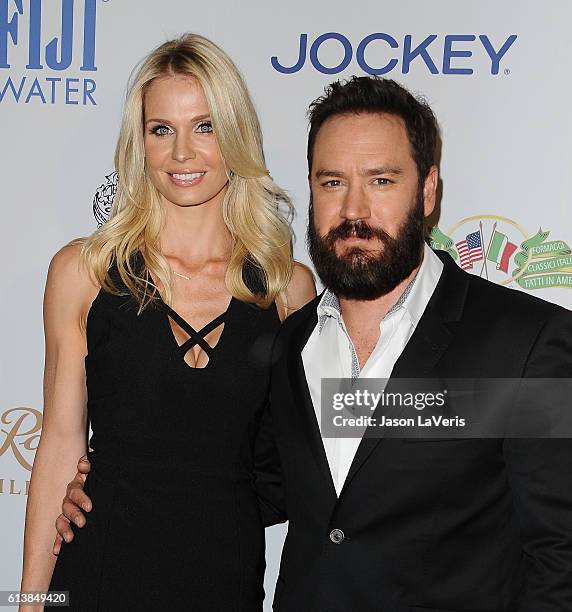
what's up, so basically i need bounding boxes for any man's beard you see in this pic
[307,191,425,301]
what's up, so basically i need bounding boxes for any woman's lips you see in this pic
[167,171,206,186]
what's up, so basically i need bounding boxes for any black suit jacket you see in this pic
[255,249,572,612]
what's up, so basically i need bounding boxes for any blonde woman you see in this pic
[20,33,315,610]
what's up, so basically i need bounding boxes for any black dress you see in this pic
[49,253,281,611]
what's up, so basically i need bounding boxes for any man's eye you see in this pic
[196,121,213,133]
[373,178,391,186]
[323,180,341,187]
[150,125,172,137]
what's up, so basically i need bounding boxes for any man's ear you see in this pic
[423,165,439,217]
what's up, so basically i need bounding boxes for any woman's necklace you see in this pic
[170,259,210,281]
[172,269,192,281]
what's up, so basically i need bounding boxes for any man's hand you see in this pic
[52,455,92,555]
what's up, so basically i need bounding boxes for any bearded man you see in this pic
[266,76,572,612]
[55,77,572,612]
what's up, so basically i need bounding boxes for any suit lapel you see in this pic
[340,252,470,496]
[287,294,337,499]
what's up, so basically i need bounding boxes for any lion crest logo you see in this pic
[93,171,118,226]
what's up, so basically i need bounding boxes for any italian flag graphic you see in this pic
[486,230,518,273]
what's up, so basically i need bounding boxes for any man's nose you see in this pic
[339,184,371,221]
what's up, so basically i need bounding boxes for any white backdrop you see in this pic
[1,1,571,608]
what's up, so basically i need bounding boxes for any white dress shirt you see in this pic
[301,244,444,495]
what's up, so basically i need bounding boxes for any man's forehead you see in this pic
[314,113,409,154]
[312,114,412,173]
[319,111,407,135]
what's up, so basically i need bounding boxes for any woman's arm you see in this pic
[19,244,99,605]
[254,260,316,523]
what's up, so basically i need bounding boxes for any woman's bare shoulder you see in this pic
[277,260,317,321]
[45,243,100,329]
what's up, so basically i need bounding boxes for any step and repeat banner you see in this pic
[1,0,571,608]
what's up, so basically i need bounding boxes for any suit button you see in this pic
[329,528,345,544]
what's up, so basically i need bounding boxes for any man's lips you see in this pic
[341,235,369,241]
[337,233,377,243]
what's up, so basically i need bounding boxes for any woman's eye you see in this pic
[151,125,172,137]
[196,121,213,133]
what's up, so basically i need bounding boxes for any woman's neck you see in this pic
[160,199,233,263]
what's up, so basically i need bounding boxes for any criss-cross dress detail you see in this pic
[161,302,228,361]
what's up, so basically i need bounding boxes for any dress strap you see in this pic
[161,303,228,357]
[178,312,227,356]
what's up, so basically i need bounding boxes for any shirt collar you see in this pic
[316,243,443,333]
[404,243,443,327]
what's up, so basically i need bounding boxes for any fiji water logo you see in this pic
[430,215,572,291]
[271,33,517,75]
[0,0,102,105]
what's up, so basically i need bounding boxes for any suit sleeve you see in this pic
[503,308,572,611]
[253,395,288,527]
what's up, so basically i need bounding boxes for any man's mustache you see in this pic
[323,220,392,245]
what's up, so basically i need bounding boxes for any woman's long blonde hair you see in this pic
[77,33,293,311]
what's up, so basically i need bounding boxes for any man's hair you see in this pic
[307,76,439,182]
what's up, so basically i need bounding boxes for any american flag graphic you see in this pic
[456,231,484,270]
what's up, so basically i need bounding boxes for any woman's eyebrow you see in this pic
[145,113,211,125]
